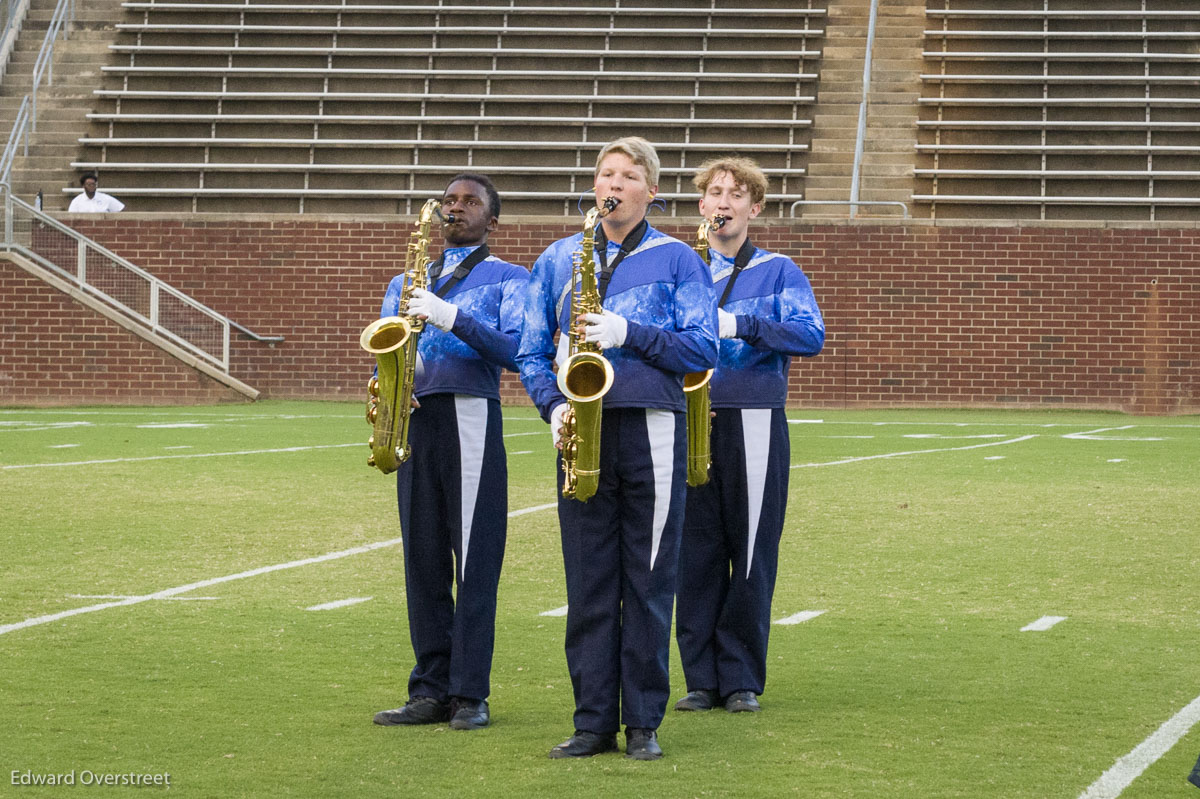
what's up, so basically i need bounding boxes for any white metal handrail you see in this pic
[2,188,235,370]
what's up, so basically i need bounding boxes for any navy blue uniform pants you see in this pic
[676,407,790,698]
[395,393,507,703]
[557,407,687,734]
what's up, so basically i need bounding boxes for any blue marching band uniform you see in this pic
[676,245,825,707]
[369,178,824,757]
[517,224,718,743]
[380,244,528,721]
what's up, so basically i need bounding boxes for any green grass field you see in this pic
[1,401,1198,798]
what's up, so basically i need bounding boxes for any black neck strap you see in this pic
[430,244,490,298]
[596,219,647,301]
[717,237,756,308]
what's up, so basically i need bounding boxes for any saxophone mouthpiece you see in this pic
[434,207,458,224]
[711,214,727,230]
[599,196,620,216]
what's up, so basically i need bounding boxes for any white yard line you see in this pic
[1077,694,1200,799]
[791,435,1038,469]
[539,605,569,617]
[775,610,827,625]
[0,502,557,636]
[306,597,373,611]
[1020,615,1067,632]
[2,443,362,470]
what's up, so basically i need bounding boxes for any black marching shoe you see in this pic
[625,728,663,761]
[449,698,490,730]
[548,730,619,759]
[372,696,451,726]
[724,691,761,713]
[674,689,719,712]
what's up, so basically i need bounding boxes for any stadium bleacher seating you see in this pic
[74,0,827,214]
[916,1,1200,221]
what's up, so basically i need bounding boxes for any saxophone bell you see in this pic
[361,198,441,474]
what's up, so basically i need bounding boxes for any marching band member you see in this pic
[674,157,825,714]
[373,174,528,731]
[517,137,718,760]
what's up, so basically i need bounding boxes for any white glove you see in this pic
[580,310,628,350]
[550,402,569,449]
[407,288,458,332]
[718,308,738,339]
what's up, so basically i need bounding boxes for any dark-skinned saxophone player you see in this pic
[371,174,528,733]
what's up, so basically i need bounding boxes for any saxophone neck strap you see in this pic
[596,218,647,301]
[717,237,755,309]
[432,244,490,298]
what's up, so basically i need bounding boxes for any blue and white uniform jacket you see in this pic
[380,245,529,401]
[517,223,719,421]
[709,247,825,409]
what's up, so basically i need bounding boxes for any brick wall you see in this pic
[4,216,1196,413]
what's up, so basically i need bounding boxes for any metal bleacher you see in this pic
[75,0,826,215]
[915,1,1200,221]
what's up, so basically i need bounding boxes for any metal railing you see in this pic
[0,0,75,191]
[3,187,239,370]
[790,199,910,219]
[30,0,75,128]
[0,95,31,188]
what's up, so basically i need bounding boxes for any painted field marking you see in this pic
[775,610,826,625]
[1077,694,1200,799]
[49,444,81,449]
[1063,426,1164,442]
[68,594,219,601]
[792,435,1038,470]
[903,433,1008,440]
[787,419,824,425]
[306,597,373,611]
[510,450,534,455]
[1108,459,1127,463]
[0,421,93,432]
[503,431,547,438]
[539,605,569,617]
[1,443,362,470]
[137,423,209,429]
[1,501,557,637]
[1021,615,1067,632]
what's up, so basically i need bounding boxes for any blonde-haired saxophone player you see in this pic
[373,174,528,732]
[674,157,825,715]
[517,137,718,760]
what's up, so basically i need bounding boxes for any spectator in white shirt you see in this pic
[68,174,125,213]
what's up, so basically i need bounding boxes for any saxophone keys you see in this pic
[366,402,378,424]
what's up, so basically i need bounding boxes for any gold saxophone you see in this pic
[684,214,726,487]
[557,196,619,501]
[360,198,442,474]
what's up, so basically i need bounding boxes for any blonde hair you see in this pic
[595,136,660,188]
[693,157,768,205]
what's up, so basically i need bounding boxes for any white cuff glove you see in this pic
[550,402,569,449]
[718,308,738,339]
[407,287,458,332]
[580,310,628,350]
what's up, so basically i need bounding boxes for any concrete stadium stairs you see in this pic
[1,0,128,210]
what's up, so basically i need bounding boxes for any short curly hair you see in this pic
[693,157,768,205]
